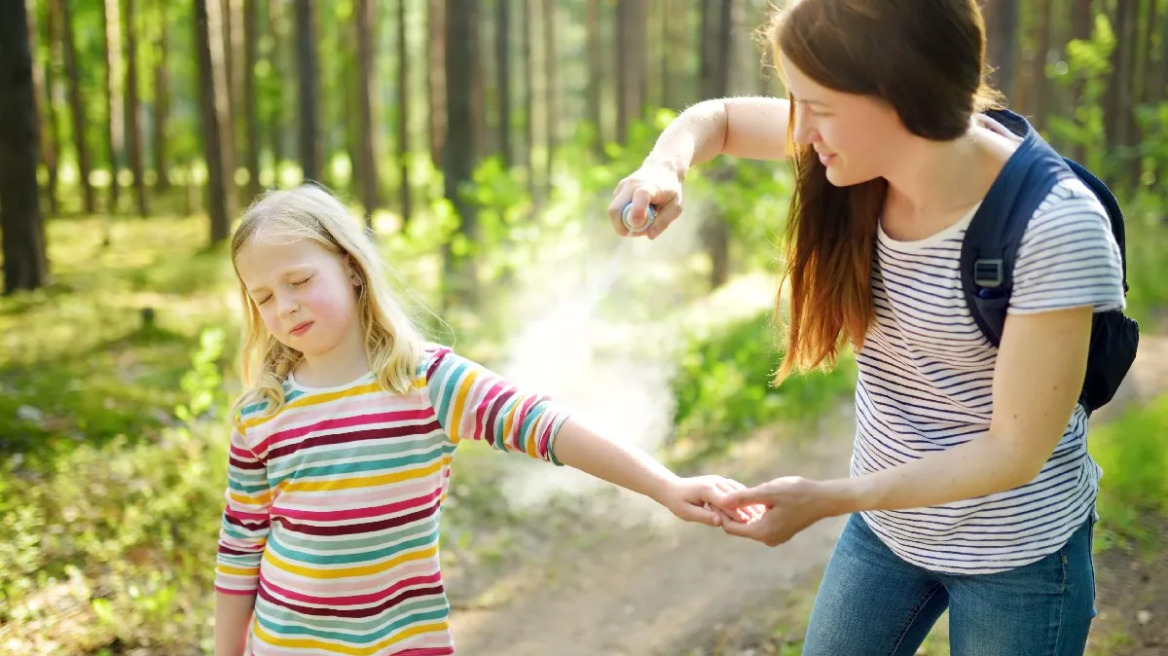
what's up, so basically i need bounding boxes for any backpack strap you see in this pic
[961,109,1068,347]
[1061,158,1129,294]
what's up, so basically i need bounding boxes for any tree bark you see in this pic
[586,0,603,155]
[354,0,380,226]
[541,0,555,187]
[28,0,58,215]
[1,0,49,292]
[428,0,447,168]
[243,0,260,200]
[443,0,479,306]
[496,0,513,167]
[57,0,94,212]
[104,0,124,212]
[153,0,170,192]
[397,0,411,226]
[195,0,232,243]
[124,0,148,216]
[295,0,320,182]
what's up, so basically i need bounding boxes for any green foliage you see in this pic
[0,328,231,654]
[670,310,856,465]
[1122,196,1168,328]
[1047,14,1115,175]
[1090,394,1168,551]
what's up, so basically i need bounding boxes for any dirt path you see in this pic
[449,408,855,656]
[448,336,1168,656]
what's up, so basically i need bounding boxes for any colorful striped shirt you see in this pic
[215,345,570,655]
[855,177,1125,574]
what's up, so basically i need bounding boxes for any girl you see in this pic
[610,1,1125,654]
[214,185,747,656]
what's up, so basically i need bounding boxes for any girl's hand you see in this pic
[655,475,766,527]
[607,165,685,240]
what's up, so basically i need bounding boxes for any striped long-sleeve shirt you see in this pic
[216,345,570,655]
[855,177,1125,574]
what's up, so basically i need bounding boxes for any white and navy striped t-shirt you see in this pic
[855,176,1126,575]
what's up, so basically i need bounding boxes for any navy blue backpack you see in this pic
[960,109,1139,414]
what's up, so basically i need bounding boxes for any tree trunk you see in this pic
[56,0,94,213]
[124,0,148,216]
[295,0,320,182]
[541,0,555,187]
[983,0,1020,100]
[195,0,232,243]
[221,0,239,184]
[616,0,647,145]
[586,0,603,155]
[443,0,479,306]
[28,0,58,216]
[522,0,534,196]
[1068,0,1093,162]
[700,0,734,290]
[428,0,447,168]
[267,0,285,176]
[1103,0,1137,185]
[1,0,49,292]
[397,0,411,227]
[496,0,513,168]
[243,0,260,200]
[104,0,124,212]
[354,0,380,226]
[1031,0,1054,132]
[153,0,170,193]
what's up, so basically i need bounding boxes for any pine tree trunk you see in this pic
[195,0,232,243]
[397,0,411,226]
[1,0,48,292]
[28,0,58,216]
[104,0,124,212]
[427,0,447,168]
[496,0,513,168]
[124,0,149,216]
[443,0,480,306]
[295,0,321,182]
[243,0,260,200]
[153,0,170,193]
[541,0,555,188]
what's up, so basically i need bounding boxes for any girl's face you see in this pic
[235,233,364,364]
[780,55,909,187]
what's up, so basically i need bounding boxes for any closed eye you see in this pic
[292,276,313,287]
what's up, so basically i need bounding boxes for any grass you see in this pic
[1089,393,1168,553]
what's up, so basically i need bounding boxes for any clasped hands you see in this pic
[658,474,843,547]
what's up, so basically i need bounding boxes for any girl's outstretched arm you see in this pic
[424,346,748,525]
[551,418,743,526]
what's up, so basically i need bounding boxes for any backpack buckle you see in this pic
[974,259,1004,288]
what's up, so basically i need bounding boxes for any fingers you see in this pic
[644,194,682,240]
[607,180,635,236]
[607,170,682,238]
[680,502,723,527]
[724,485,775,510]
[708,478,756,523]
[720,517,763,540]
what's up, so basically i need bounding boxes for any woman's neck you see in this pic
[882,123,1017,222]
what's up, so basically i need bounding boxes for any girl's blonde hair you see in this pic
[230,185,425,416]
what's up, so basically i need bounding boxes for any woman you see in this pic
[609,1,1125,654]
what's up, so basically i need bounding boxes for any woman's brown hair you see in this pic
[769,0,1002,384]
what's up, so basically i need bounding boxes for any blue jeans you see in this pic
[803,514,1096,656]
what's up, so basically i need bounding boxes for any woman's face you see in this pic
[780,55,910,187]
